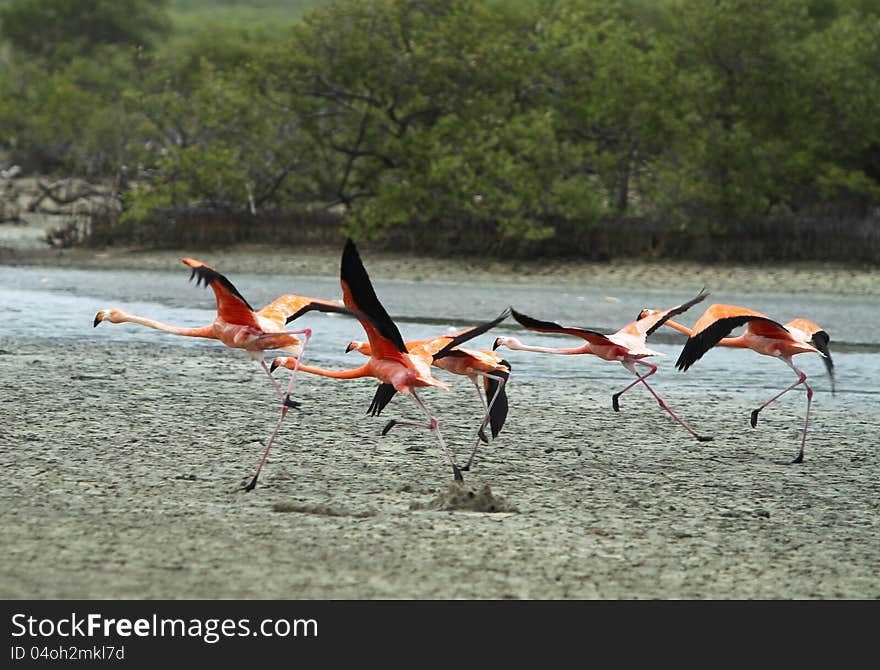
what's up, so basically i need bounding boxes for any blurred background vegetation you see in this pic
[1,0,878,261]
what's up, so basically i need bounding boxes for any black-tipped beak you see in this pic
[492,337,503,351]
[269,359,280,373]
[345,342,355,353]
[93,312,103,327]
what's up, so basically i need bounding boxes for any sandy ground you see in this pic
[1,218,879,600]
[1,337,878,600]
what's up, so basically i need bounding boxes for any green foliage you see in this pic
[2,49,140,174]
[0,0,171,66]
[2,0,879,255]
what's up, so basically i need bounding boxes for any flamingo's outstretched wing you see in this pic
[286,301,367,323]
[260,295,346,325]
[340,239,408,356]
[182,258,259,328]
[675,304,787,371]
[510,308,613,347]
[432,309,510,361]
[636,288,710,338]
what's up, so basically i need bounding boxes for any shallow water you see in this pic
[0,265,875,404]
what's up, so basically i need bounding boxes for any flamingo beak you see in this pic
[345,342,356,353]
[93,311,105,327]
[492,337,504,351]
[270,358,282,373]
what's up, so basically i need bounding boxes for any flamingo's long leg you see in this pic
[279,328,311,407]
[254,327,312,407]
[405,389,463,482]
[259,358,288,402]
[243,404,290,492]
[750,360,811,463]
[621,360,712,442]
[461,372,507,472]
[473,378,491,444]
[243,328,312,492]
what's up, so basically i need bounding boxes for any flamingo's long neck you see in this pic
[116,313,215,339]
[718,334,750,349]
[296,362,371,380]
[662,319,693,336]
[502,337,590,356]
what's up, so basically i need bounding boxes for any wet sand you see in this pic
[2,335,878,599]
[1,226,879,599]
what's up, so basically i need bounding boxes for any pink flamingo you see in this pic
[493,289,712,441]
[669,303,834,463]
[94,257,338,490]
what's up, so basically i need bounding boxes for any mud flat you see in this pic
[1,335,877,599]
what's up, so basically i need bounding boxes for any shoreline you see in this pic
[2,239,879,297]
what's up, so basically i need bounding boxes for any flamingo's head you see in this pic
[93,308,124,327]
[636,308,661,322]
[345,340,369,354]
[492,337,507,351]
[270,356,290,373]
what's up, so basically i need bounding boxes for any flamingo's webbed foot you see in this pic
[477,427,489,444]
[612,393,621,412]
[242,476,258,493]
[381,419,397,436]
[791,453,804,464]
[697,435,714,442]
[283,394,301,409]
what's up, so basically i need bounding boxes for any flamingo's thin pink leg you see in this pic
[243,328,312,492]
[383,390,462,481]
[461,371,507,471]
[750,359,811,463]
[620,360,713,442]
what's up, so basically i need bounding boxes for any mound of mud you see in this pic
[411,481,518,513]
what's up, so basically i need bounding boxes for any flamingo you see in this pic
[341,332,512,471]
[93,257,340,491]
[667,303,834,463]
[271,238,509,482]
[493,289,712,441]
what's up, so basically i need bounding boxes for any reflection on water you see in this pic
[0,265,875,403]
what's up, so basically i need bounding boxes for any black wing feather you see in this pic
[644,288,710,337]
[341,239,407,353]
[367,382,397,416]
[188,264,254,312]
[485,367,510,438]
[510,308,605,338]
[285,302,366,324]
[432,309,510,361]
[676,315,768,371]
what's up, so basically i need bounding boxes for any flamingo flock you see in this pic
[93,239,836,490]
